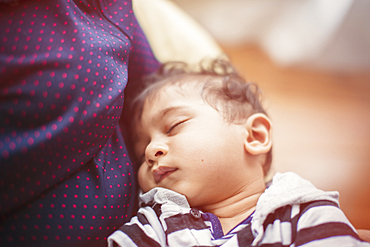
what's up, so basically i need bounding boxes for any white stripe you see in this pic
[300,235,370,247]
[204,219,249,241]
[216,234,239,246]
[203,220,217,239]
[260,220,292,246]
[298,205,355,232]
[134,207,166,245]
[291,204,300,219]
[204,220,212,230]
[107,230,138,247]
[167,228,214,246]
[281,221,292,245]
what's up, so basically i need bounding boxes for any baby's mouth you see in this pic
[153,166,178,184]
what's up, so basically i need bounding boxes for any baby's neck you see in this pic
[200,180,265,235]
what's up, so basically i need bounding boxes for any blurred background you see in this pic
[135,0,370,229]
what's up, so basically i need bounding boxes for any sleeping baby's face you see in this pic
[134,82,255,208]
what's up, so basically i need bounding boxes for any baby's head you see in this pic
[127,59,272,208]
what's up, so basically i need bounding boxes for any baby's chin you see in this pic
[140,183,204,207]
[138,180,156,193]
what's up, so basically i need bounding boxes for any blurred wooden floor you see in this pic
[222,44,370,229]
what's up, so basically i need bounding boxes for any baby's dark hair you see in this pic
[124,59,272,175]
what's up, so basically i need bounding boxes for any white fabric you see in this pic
[251,172,339,244]
[108,172,370,247]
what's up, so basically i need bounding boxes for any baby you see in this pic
[108,60,369,246]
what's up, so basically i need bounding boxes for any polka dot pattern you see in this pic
[0,0,159,246]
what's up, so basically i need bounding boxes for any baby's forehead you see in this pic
[144,74,220,100]
[143,85,200,116]
[133,74,221,128]
[142,78,198,105]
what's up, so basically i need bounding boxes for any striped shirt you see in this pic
[108,173,370,247]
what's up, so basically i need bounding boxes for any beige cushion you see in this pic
[133,0,224,65]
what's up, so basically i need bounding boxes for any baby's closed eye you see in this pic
[166,119,189,135]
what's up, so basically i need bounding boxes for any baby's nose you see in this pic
[147,151,164,167]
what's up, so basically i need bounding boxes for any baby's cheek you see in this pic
[138,165,152,192]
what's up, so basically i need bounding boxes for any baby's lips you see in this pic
[153,166,178,183]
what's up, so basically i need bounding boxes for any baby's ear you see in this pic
[244,113,272,155]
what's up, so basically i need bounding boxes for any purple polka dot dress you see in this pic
[0,0,159,246]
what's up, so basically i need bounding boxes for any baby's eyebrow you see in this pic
[157,106,190,119]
